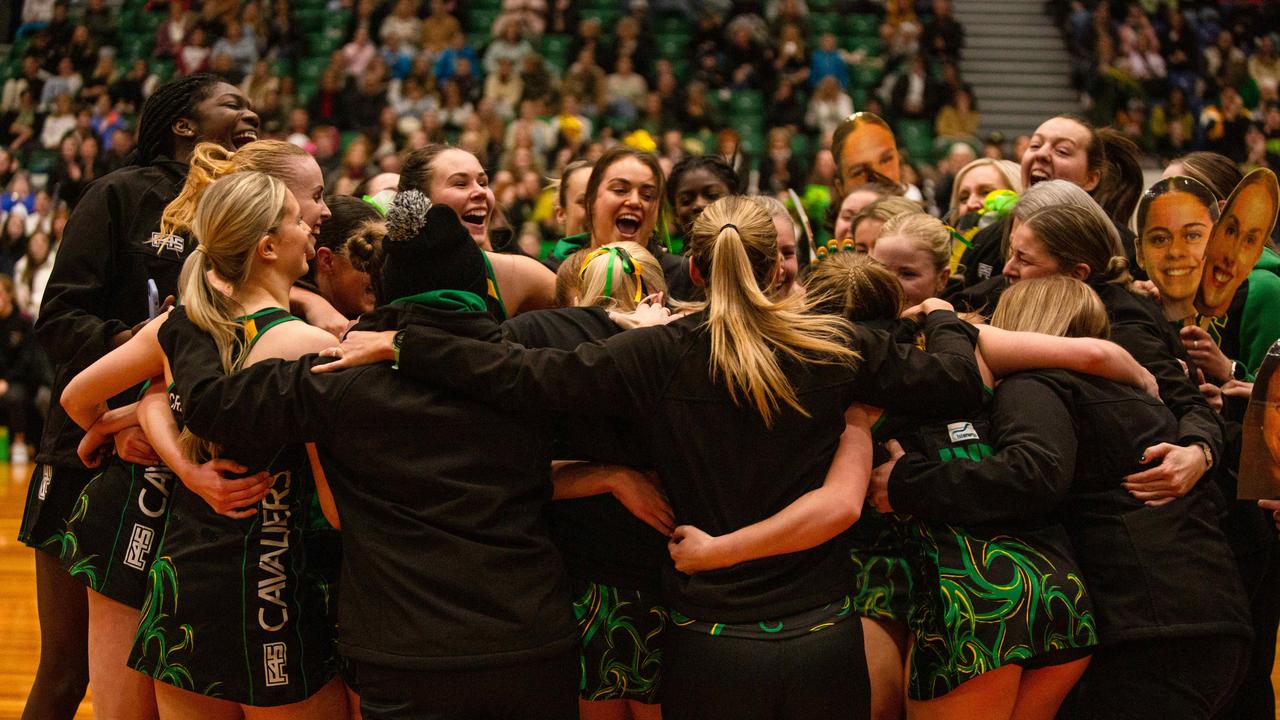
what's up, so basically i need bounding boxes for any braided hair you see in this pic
[132,73,226,166]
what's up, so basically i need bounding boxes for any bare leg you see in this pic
[906,663,1021,720]
[154,682,242,720]
[580,698,630,720]
[627,699,662,720]
[22,550,89,720]
[1009,657,1091,720]
[863,617,910,720]
[242,675,350,720]
[347,686,362,720]
[86,590,157,720]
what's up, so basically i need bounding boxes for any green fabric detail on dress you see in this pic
[904,522,1098,700]
[390,289,488,313]
[133,555,222,696]
[572,581,667,702]
[668,595,854,640]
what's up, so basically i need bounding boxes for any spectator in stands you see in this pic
[766,0,808,27]
[380,0,422,48]
[383,35,416,81]
[1117,26,1166,98]
[769,78,806,134]
[610,16,653,77]
[569,17,607,71]
[14,229,53,320]
[80,55,117,104]
[240,59,278,111]
[810,32,849,89]
[1159,5,1199,93]
[108,58,154,113]
[496,0,548,39]
[421,0,463,56]
[212,19,260,76]
[0,210,26,271]
[923,0,965,59]
[390,75,437,120]
[563,47,607,118]
[518,52,556,105]
[267,0,295,58]
[309,68,347,127]
[724,15,770,90]
[2,57,45,115]
[485,18,535,75]
[103,128,134,172]
[434,33,479,86]
[807,76,855,136]
[760,126,807,196]
[1251,34,1280,101]
[604,56,648,125]
[679,82,719,137]
[0,272,48,466]
[773,24,810,89]
[39,94,75,150]
[1204,29,1248,95]
[439,79,475,133]
[342,27,379,80]
[178,26,213,76]
[934,87,981,149]
[39,57,82,112]
[4,90,38,152]
[1202,86,1253,162]
[546,0,578,36]
[65,26,97,81]
[47,133,86,209]
[890,54,941,121]
[1149,84,1195,160]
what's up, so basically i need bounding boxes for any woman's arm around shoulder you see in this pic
[61,311,170,430]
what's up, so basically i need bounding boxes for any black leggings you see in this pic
[661,619,870,720]
[1062,634,1250,720]
[353,649,578,720]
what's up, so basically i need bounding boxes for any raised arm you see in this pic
[668,403,874,574]
[977,324,1157,397]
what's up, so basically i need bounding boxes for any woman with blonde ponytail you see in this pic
[309,192,985,718]
[61,171,350,718]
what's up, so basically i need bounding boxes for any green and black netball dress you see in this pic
[874,408,1098,701]
[129,307,338,705]
[55,451,176,607]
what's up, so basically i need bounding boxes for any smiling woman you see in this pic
[399,144,557,316]
[1196,168,1280,318]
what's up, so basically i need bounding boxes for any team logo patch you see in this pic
[124,523,155,570]
[37,465,52,500]
[947,422,980,443]
[264,642,289,687]
[145,232,185,257]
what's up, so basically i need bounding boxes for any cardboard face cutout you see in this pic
[1195,168,1280,317]
[1135,176,1219,320]
[832,112,901,196]
[1238,341,1280,500]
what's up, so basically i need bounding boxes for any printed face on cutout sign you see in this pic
[1135,176,1219,320]
[1195,168,1280,317]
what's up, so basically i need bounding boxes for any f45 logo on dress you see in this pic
[123,523,154,571]
[264,642,289,687]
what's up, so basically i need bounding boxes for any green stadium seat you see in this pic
[844,14,880,36]
[894,118,934,164]
[27,148,57,174]
[789,133,810,159]
[467,32,491,51]
[844,35,881,55]
[808,13,840,36]
[295,8,326,33]
[655,33,689,60]
[540,33,572,68]
[467,7,501,33]
[729,90,764,115]
[850,63,881,88]
[655,16,686,35]
[151,58,175,82]
[579,7,621,27]
[297,57,327,84]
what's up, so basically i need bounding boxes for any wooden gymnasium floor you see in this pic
[2,462,1280,719]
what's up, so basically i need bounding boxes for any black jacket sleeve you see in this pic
[887,373,1076,524]
[159,325,349,448]
[851,309,983,416]
[35,180,131,361]
[396,321,672,418]
[1110,317,1224,458]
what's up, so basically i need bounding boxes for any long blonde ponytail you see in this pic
[161,140,310,237]
[177,171,288,460]
[690,196,858,426]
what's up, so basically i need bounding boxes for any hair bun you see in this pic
[385,189,431,243]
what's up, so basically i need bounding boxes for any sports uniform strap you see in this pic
[236,307,303,353]
[480,251,508,321]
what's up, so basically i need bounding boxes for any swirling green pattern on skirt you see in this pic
[850,508,914,622]
[905,521,1098,700]
[573,580,668,703]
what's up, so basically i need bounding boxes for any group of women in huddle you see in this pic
[16,72,1278,720]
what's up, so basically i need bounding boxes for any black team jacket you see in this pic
[159,304,577,670]
[36,158,191,466]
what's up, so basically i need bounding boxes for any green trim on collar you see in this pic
[550,232,591,261]
[390,289,488,313]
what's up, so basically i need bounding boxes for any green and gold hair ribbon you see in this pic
[579,246,646,304]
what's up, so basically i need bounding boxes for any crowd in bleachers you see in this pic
[1,0,988,268]
[1055,0,1280,167]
